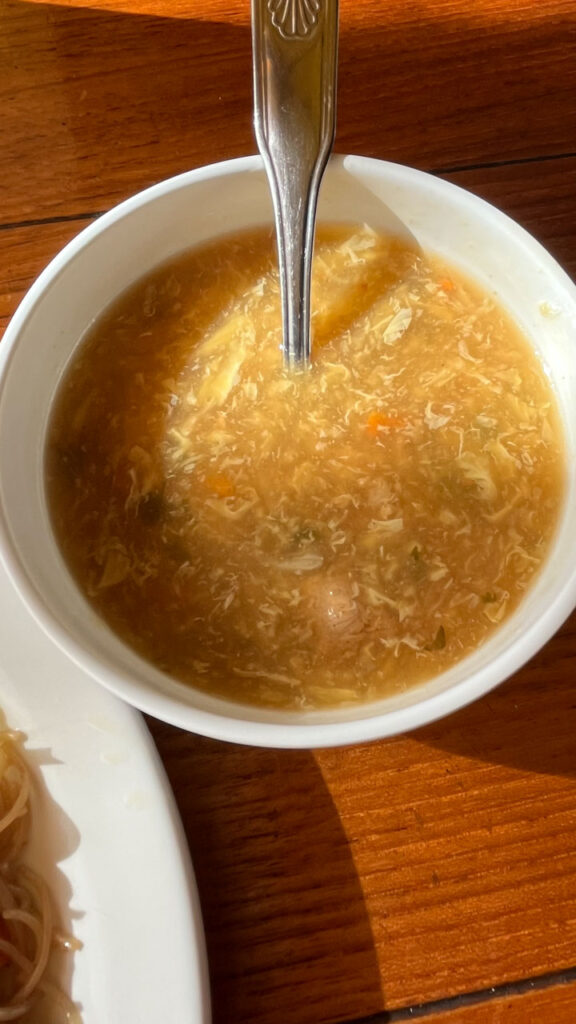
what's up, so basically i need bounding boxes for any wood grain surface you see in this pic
[149,617,576,1022]
[2,0,576,1021]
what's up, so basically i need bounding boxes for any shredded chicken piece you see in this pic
[304,576,366,653]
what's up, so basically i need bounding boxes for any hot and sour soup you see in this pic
[46,225,565,709]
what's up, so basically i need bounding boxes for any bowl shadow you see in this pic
[149,719,384,1024]
[414,610,576,780]
[7,0,575,223]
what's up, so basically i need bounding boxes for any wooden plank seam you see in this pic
[336,964,576,1021]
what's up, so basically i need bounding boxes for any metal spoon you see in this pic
[252,0,339,368]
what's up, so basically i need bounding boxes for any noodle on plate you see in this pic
[0,728,80,1022]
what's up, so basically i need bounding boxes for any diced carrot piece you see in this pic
[366,411,406,435]
[439,277,454,292]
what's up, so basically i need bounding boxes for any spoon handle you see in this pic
[252,0,339,368]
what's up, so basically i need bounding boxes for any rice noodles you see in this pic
[0,728,80,1022]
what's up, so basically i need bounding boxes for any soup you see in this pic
[46,225,565,710]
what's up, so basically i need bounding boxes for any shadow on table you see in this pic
[150,722,384,1024]
[4,1,254,222]
[415,615,576,781]
[6,0,576,222]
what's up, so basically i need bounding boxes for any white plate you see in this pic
[0,561,210,1023]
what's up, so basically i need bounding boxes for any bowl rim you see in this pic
[1,153,576,748]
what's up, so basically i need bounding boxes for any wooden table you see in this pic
[2,0,576,1020]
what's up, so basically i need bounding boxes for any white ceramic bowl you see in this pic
[1,155,575,748]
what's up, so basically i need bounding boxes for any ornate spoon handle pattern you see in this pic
[268,0,321,39]
[252,0,339,367]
